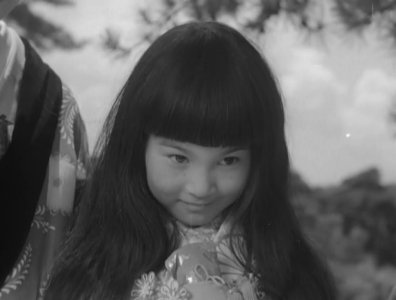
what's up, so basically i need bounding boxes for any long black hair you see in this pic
[45,22,337,300]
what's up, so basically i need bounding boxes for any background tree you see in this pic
[6,0,84,50]
[102,0,396,55]
[102,0,326,57]
[101,0,396,128]
[291,167,396,300]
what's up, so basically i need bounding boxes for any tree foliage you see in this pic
[6,0,85,50]
[102,0,326,57]
[102,0,396,56]
[293,167,396,267]
[289,167,396,300]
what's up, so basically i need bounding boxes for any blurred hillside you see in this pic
[290,168,396,300]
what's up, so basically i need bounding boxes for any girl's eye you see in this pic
[220,157,239,166]
[170,155,188,164]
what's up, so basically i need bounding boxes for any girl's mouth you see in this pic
[182,201,211,208]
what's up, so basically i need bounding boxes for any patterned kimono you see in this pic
[130,217,268,300]
[0,22,89,299]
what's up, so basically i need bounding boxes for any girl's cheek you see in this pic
[156,172,184,192]
[218,173,247,194]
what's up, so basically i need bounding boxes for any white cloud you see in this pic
[32,0,144,39]
[340,68,396,141]
[77,85,112,148]
[263,20,396,185]
[352,69,396,117]
[267,44,347,139]
[262,25,347,113]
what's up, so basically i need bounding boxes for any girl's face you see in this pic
[145,135,251,227]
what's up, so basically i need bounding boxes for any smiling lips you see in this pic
[182,201,211,208]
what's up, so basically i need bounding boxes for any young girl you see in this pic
[45,22,337,300]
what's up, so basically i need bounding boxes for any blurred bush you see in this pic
[289,168,396,300]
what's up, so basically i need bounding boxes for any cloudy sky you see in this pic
[32,0,396,186]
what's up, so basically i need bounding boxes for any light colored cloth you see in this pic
[130,217,267,300]
[0,22,89,299]
[0,21,24,125]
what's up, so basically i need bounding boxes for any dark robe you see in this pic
[0,38,62,284]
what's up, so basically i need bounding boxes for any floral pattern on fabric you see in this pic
[59,85,78,146]
[131,271,192,300]
[37,274,51,300]
[131,272,156,300]
[0,244,32,298]
[177,217,223,246]
[157,276,190,300]
[130,218,267,300]
[31,205,56,233]
[0,87,89,299]
[216,235,245,283]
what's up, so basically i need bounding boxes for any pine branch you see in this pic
[8,4,86,50]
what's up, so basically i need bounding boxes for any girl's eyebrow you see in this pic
[158,139,249,154]
[158,139,188,153]
[223,147,249,155]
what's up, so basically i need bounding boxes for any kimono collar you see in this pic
[175,213,235,246]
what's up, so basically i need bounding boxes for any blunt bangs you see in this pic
[145,83,254,148]
[141,22,262,148]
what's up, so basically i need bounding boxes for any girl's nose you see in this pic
[185,168,214,199]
